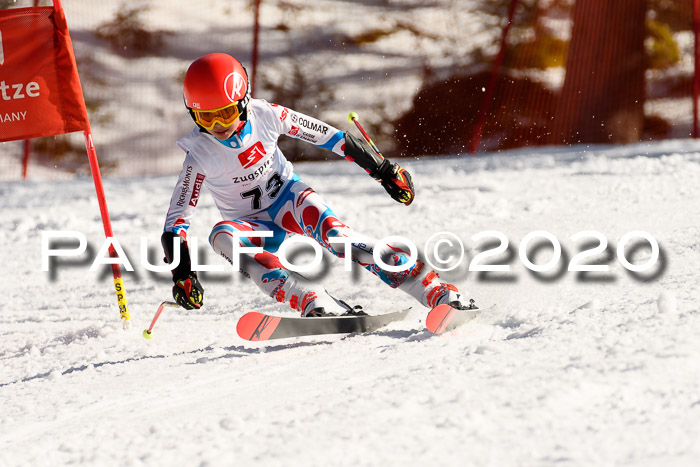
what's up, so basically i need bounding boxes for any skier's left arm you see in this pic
[269,104,415,206]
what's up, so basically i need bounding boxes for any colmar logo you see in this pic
[298,116,328,135]
[224,72,246,103]
[238,141,266,169]
[288,126,299,136]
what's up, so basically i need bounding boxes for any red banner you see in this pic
[0,5,89,143]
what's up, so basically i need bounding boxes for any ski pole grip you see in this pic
[346,112,382,157]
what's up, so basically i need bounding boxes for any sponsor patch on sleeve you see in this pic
[188,173,206,206]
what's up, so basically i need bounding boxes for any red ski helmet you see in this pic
[183,53,251,131]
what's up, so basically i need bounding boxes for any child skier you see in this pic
[162,53,469,316]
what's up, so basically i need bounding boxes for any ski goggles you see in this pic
[192,102,242,130]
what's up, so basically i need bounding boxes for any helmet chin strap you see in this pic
[233,119,246,135]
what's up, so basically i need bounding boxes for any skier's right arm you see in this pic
[162,155,205,309]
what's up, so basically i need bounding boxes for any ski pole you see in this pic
[347,111,414,206]
[347,112,384,158]
[142,301,179,339]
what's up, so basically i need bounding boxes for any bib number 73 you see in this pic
[241,172,284,209]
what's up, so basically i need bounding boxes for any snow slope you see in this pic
[3,140,700,466]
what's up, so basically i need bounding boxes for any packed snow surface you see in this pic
[3,140,700,466]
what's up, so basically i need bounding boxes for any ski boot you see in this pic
[434,284,477,310]
[304,300,368,317]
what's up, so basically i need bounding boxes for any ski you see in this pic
[237,308,411,341]
[425,303,481,335]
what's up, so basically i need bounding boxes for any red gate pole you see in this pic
[251,0,261,95]
[469,0,520,154]
[83,129,130,328]
[21,140,30,179]
[693,0,699,138]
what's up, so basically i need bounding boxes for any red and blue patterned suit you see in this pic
[165,99,458,314]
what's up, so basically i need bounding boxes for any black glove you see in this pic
[172,272,204,310]
[374,160,415,206]
[344,132,415,206]
[161,231,204,310]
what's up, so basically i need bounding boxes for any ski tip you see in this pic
[236,312,281,342]
[425,304,457,334]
